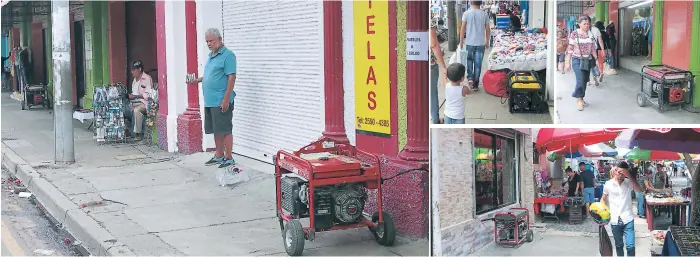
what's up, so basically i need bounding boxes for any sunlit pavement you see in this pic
[556,67,700,124]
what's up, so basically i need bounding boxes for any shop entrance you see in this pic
[618,2,652,73]
[125,0,157,87]
[73,20,86,107]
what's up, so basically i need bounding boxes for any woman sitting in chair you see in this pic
[129,60,153,141]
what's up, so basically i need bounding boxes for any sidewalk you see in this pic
[472,175,692,256]
[555,67,700,124]
[0,93,427,256]
[436,42,553,124]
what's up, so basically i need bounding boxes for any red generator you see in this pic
[274,138,396,256]
[494,208,534,246]
[638,65,694,112]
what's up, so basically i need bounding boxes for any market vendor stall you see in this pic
[646,193,690,231]
[487,29,547,71]
[534,188,568,222]
[661,226,700,256]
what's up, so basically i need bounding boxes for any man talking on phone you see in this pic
[187,28,237,169]
[601,162,643,257]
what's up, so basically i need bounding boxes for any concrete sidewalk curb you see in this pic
[1,143,135,256]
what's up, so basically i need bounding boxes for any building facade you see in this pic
[431,128,534,256]
[3,0,430,238]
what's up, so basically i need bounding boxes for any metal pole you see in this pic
[447,0,457,51]
[52,0,74,164]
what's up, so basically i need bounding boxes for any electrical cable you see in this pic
[381,168,428,183]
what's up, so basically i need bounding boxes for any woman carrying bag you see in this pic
[566,16,598,111]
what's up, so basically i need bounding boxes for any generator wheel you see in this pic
[637,93,647,107]
[283,219,305,256]
[371,212,396,246]
[526,230,534,242]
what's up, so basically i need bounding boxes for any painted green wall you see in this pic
[100,2,110,84]
[690,2,700,107]
[652,0,663,65]
[397,1,407,150]
[595,2,604,23]
[83,1,107,109]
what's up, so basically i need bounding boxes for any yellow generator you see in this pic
[507,71,547,114]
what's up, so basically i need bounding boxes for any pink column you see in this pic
[176,0,203,154]
[399,0,429,162]
[155,1,169,150]
[321,1,349,144]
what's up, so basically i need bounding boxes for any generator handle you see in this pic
[356,148,381,169]
[276,150,314,174]
[642,64,693,80]
[294,137,354,156]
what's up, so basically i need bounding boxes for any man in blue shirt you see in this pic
[579,161,598,216]
[187,28,237,168]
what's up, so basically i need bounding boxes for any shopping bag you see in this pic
[449,50,461,65]
[216,166,249,186]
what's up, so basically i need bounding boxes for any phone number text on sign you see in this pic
[354,0,391,136]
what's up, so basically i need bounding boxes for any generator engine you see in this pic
[494,208,533,245]
[507,71,547,114]
[639,65,693,112]
[281,176,367,230]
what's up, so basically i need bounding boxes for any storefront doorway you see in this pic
[73,20,86,107]
[125,1,157,87]
[618,1,652,73]
[474,129,518,214]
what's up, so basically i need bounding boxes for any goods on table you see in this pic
[646,194,687,204]
[653,230,667,241]
[93,84,128,143]
[488,30,547,71]
[670,226,700,256]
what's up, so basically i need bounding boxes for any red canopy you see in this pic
[536,128,619,151]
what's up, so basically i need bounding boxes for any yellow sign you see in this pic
[354,0,390,136]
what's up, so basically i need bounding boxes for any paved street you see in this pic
[556,68,700,124]
[472,172,692,256]
[0,92,428,256]
[435,42,553,124]
[1,169,81,256]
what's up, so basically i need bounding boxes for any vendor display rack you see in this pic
[92,83,128,144]
[670,226,700,256]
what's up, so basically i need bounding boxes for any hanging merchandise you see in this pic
[93,83,127,144]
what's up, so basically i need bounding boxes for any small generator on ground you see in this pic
[564,197,586,224]
[507,71,547,114]
[274,138,396,256]
[21,83,51,110]
[494,208,534,246]
[637,65,694,112]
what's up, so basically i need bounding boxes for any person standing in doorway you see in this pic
[459,0,491,92]
[187,28,237,169]
[601,162,643,257]
[579,162,598,215]
[606,21,617,68]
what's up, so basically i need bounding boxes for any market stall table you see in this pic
[487,29,547,71]
[646,194,690,231]
[534,196,567,222]
[662,226,700,256]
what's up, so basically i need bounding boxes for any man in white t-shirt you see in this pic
[601,162,643,257]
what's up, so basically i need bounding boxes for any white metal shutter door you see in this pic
[221,1,325,163]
